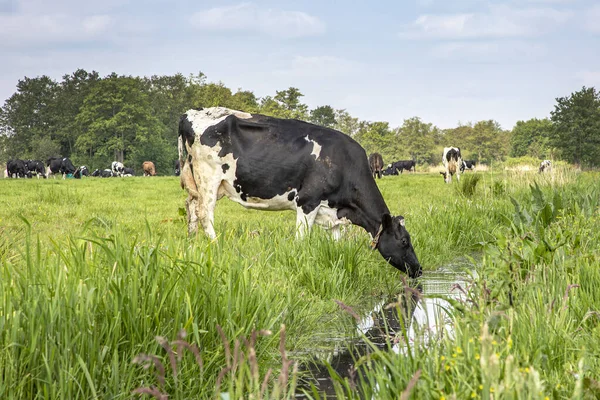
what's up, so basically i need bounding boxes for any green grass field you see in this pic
[1,170,599,399]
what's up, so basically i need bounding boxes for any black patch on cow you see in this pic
[197,113,388,221]
[222,164,230,173]
[179,114,195,146]
[445,148,461,163]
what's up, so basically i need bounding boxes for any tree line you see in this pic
[1,68,599,174]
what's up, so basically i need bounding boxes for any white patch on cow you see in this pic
[304,135,322,159]
[314,200,351,240]
[187,107,252,141]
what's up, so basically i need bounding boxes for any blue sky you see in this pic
[1,0,598,129]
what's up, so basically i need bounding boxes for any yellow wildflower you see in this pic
[475,353,480,360]
[471,392,476,398]
[440,355,446,361]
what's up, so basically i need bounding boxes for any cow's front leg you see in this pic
[330,225,342,241]
[295,205,320,239]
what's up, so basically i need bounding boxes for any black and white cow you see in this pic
[123,167,135,176]
[460,160,476,173]
[25,160,46,179]
[394,160,416,174]
[73,166,89,179]
[440,147,462,184]
[369,153,384,179]
[174,159,181,176]
[111,161,125,177]
[178,107,422,278]
[539,160,551,173]
[47,157,76,179]
[7,159,27,178]
[91,169,113,177]
[382,164,399,176]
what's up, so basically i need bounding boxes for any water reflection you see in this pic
[297,268,472,398]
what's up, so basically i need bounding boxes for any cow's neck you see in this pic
[346,191,390,237]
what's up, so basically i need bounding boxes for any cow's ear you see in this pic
[382,213,393,230]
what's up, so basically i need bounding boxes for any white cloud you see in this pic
[189,2,325,38]
[0,13,116,46]
[431,40,547,61]
[400,4,572,39]
[275,55,361,78]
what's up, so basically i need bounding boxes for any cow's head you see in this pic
[373,214,422,278]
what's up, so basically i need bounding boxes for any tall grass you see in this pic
[0,171,598,398]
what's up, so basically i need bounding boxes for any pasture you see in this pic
[1,170,599,399]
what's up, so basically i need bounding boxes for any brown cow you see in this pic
[369,153,384,179]
[142,161,156,176]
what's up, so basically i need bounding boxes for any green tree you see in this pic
[334,109,361,137]
[75,74,165,167]
[471,120,510,163]
[398,117,437,164]
[52,69,101,157]
[263,87,308,120]
[0,75,58,160]
[354,121,399,163]
[310,105,336,128]
[550,86,600,166]
[260,96,289,118]
[510,118,552,158]
[230,89,260,113]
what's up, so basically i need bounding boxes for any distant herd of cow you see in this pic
[4,158,183,179]
[367,150,477,183]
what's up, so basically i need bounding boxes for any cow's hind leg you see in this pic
[192,175,221,240]
[185,195,199,237]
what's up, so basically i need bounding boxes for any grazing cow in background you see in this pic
[174,159,181,176]
[111,161,124,177]
[73,166,89,179]
[369,153,384,179]
[382,164,399,176]
[91,169,114,178]
[460,160,476,173]
[440,147,462,184]
[539,160,552,173]
[142,161,156,176]
[25,160,46,179]
[47,157,76,179]
[394,160,416,174]
[7,159,27,178]
[123,167,135,176]
[178,107,422,278]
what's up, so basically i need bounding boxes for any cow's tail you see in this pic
[178,115,199,198]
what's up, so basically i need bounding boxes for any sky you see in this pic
[0,0,599,130]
